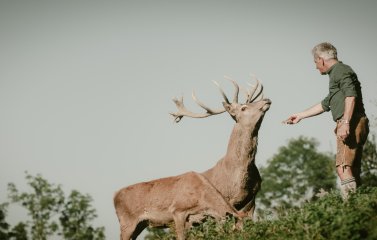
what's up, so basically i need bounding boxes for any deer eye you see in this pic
[241,105,247,111]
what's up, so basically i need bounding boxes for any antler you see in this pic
[170,80,233,123]
[170,75,264,123]
[170,95,226,123]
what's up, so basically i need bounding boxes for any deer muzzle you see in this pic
[261,99,271,112]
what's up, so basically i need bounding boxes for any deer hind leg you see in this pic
[119,224,134,240]
[116,215,137,240]
[131,220,148,240]
[118,220,148,240]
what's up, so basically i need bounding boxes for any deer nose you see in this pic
[260,99,271,112]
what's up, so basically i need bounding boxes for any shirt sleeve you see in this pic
[340,71,358,97]
[321,94,331,112]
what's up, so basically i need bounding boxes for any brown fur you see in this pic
[114,171,243,240]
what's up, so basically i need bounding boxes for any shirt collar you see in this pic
[325,61,342,75]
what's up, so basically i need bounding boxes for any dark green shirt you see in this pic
[321,62,365,122]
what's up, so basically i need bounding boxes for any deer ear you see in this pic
[223,102,237,117]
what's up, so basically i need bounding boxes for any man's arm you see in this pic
[337,96,355,141]
[283,103,325,124]
[342,96,355,122]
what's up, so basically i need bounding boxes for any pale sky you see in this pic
[1,1,376,239]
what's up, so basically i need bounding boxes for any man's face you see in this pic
[314,57,327,75]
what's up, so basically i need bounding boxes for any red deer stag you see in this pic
[171,76,271,220]
[114,76,269,240]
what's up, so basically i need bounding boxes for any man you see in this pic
[283,42,369,199]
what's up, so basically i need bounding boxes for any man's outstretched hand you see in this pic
[282,114,302,124]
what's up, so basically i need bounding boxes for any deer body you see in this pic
[114,171,242,240]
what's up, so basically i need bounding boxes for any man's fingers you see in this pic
[282,119,293,124]
[282,116,295,124]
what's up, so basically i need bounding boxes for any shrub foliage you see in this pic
[1,173,105,240]
[146,187,377,240]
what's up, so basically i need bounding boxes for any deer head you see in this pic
[170,75,271,127]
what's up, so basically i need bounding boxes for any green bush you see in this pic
[146,187,377,240]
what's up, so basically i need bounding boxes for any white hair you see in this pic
[312,42,338,60]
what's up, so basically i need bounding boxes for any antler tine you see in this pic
[223,75,239,103]
[250,84,264,103]
[192,91,225,115]
[212,80,230,104]
[246,75,260,103]
[170,96,185,123]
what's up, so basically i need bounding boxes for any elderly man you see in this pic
[284,42,369,199]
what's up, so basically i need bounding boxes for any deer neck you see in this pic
[201,121,261,205]
[201,122,259,186]
[224,123,258,167]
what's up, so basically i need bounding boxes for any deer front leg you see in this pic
[240,164,262,219]
[173,212,188,240]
